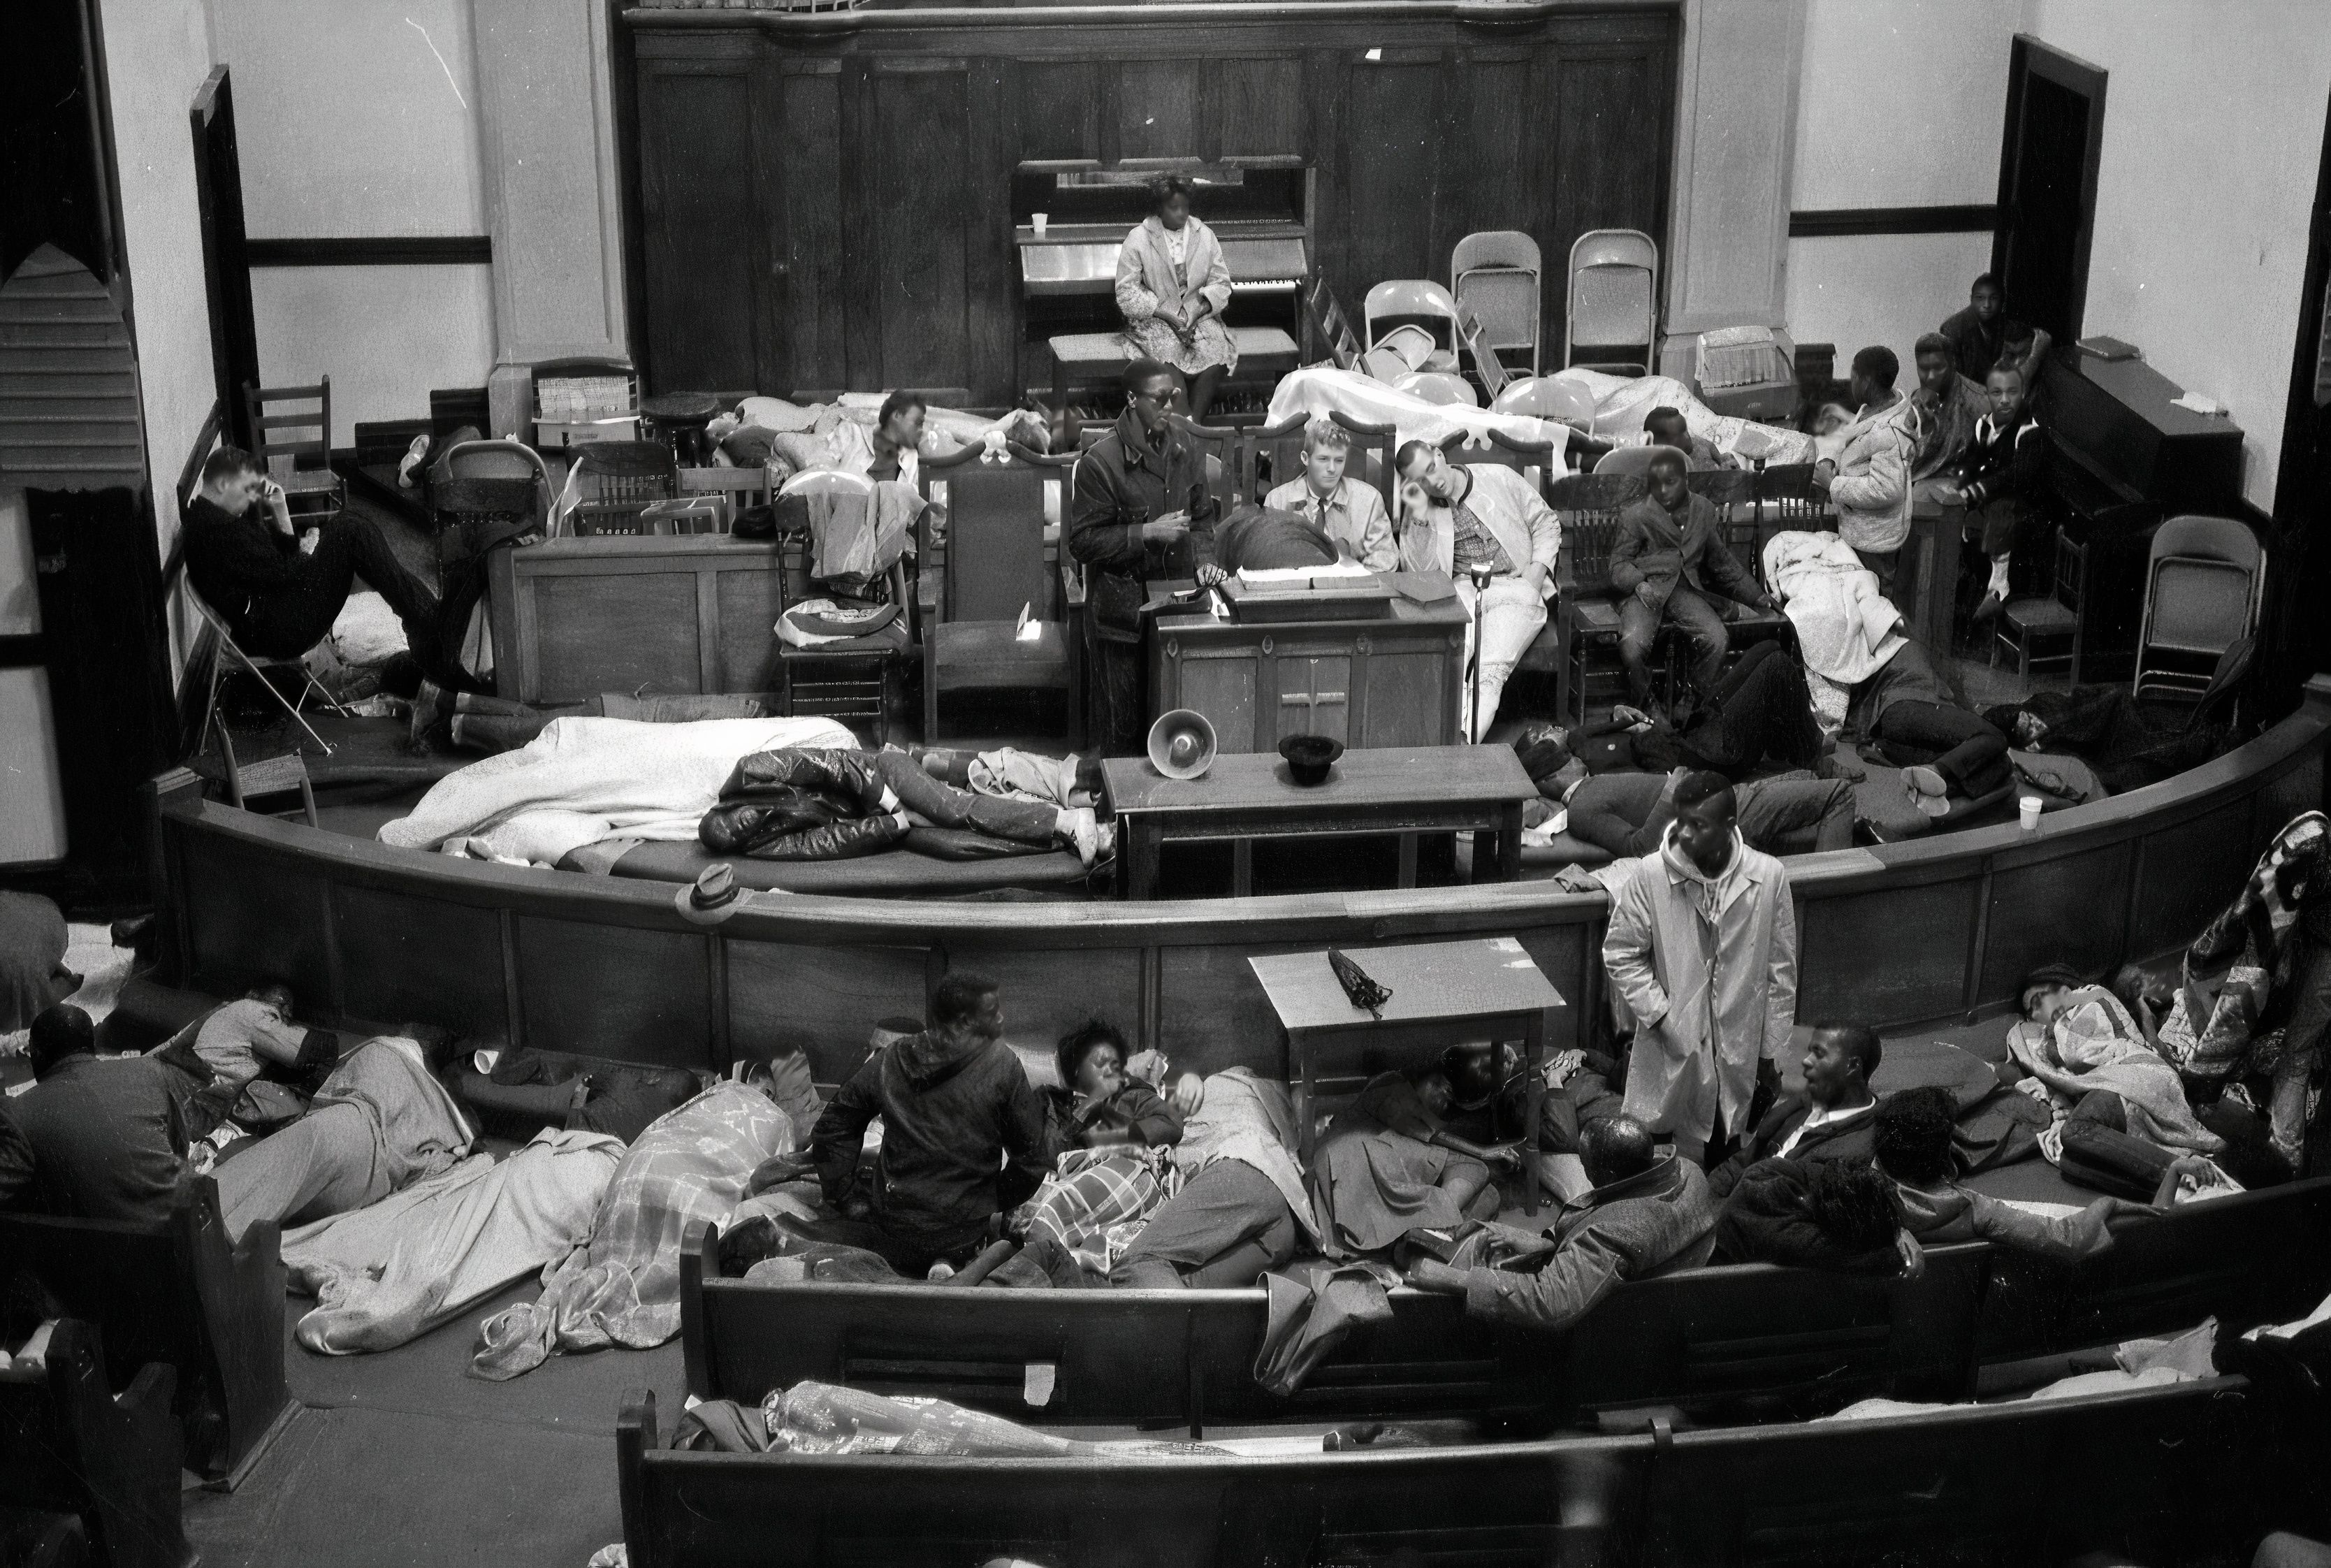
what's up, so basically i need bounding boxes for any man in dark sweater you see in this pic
[1706,1023,1882,1200]
[182,444,472,687]
[808,972,1054,1276]
[8,1005,190,1225]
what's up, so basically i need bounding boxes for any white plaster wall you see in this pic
[249,265,497,437]
[1791,0,2019,210]
[99,0,219,558]
[1787,231,1996,370]
[214,0,495,433]
[2026,0,2331,508]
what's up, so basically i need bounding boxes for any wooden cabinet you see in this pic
[625,3,1676,403]
[1149,600,1466,753]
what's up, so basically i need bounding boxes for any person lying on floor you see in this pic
[1402,1116,1715,1333]
[1309,1064,1518,1259]
[699,746,1106,866]
[150,982,338,1102]
[212,1032,475,1241]
[1875,1085,2186,1263]
[1525,754,1854,859]
[5,1006,189,1226]
[2009,966,2232,1201]
[182,444,479,691]
[1981,681,2227,795]
[1843,636,2012,812]
[1046,1019,1184,1150]
[412,688,767,754]
[1705,1024,1882,1201]
[803,973,1053,1278]
[1712,1157,1909,1272]
[1109,1066,1315,1289]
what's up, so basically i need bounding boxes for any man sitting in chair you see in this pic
[1259,419,1395,570]
[184,445,477,690]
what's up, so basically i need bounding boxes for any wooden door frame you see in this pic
[190,64,259,451]
[1991,34,2107,343]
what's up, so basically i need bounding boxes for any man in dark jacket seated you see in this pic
[7,1006,191,1226]
[182,444,476,689]
[1610,448,1779,710]
[1402,1116,1715,1334]
[1706,1024,1882,1200]
[805,973,1054,1277]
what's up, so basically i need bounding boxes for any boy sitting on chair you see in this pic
[184,445,479,690]
[1610,448,1778,712]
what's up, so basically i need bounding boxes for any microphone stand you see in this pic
[1465,562,1495,742]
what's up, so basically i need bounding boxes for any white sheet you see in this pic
[378,715,856,864]
[1547,368,1820,465]
[280,1128,623,1356]
[1762,530,1904,685]
[1265,367,1577,463]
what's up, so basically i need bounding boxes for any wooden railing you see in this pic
[150,677,2331,1084]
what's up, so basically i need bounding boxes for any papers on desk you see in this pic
[1236,562,1375,586]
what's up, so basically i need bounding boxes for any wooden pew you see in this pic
[0,1175,290,1488]
[1977,1171,2331,1363]
[0,1319,193,1568]
[613,1375,2263,1568]
[678,1225,1989,1431]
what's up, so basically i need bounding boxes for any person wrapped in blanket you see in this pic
[1309,1064,1519,1259]
[697,744,1107,866]
[2006,969,2240,1204]
[2121,811,2330,1179]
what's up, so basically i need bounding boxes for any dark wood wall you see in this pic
[623,3,1678,404]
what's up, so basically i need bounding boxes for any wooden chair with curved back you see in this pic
[917,440,1081,741]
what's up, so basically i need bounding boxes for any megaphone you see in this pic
[1147,709,1217,781]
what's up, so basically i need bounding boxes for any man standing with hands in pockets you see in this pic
[1601,771,1799,1168]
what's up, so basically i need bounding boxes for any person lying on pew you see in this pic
[1712,1158,1910,1273]
[1705,1024,1882,1201]
[183,445,479,692]
[2007,967,2234,1202]
[1049,1019,1184,1150]
[1611,449,1780,714]
[1843,636,2014,813]
[6,1006,189,1225]
[806,973,1054,1278]
[1309,1064,1518,1258]
[1402,1117,1716,1333]
[1258,419,1397,570]
[411,687,766,754]
[1439,1040,1622,1157]
[1875,1086,2179,1263]
[1110,1067,1312,1288]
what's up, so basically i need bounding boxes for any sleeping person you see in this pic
[1048,1019,1184,1150]
[1308,1064,1516,1258]
[1109,1067,1315,1289]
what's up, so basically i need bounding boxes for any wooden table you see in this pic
[1249,938,1567,1214]
[1103,744,1537,900]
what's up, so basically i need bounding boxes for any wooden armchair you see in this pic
[1546,471,1647,724]
[915,442,1080,741]
[1242,410,1398,509]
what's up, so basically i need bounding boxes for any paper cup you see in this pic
[1032,212,1049,237]
[2018,794,2043,831]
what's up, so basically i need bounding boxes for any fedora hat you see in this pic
[675,864,746,926]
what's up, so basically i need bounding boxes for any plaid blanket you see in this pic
[1023,1147,1183,1277]
[473,1080,792,1379]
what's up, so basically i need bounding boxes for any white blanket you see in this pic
[1547,368,1819,465]
[379,715,856,864]
[1762,530,1903,685]
[280,1128,623,1355]
[1266,367,1578,463]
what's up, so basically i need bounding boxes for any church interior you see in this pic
[6,0,2331,1565]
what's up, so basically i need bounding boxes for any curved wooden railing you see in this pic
[150,677,2331,1082]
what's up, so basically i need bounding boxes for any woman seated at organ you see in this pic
[1116,174,1237,423]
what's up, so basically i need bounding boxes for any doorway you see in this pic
[191,65,260,450]
[1992,36,2107,346]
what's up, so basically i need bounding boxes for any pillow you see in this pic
[736,396,821,433]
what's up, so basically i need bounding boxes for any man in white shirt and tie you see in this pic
[1261,419,1396,572]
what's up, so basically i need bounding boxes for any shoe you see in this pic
[408,679,451,750]
[1061,806,1101,866]
[397,434,431,488]
[1903,764,1949,799]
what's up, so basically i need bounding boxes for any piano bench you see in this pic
[1050,328,1301,414]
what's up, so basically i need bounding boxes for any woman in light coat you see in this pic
[1115,175,1237,421]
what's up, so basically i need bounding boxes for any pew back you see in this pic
[0,1318,190,1568]
[0,1176,287,1484]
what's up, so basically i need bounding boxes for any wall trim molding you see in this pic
[1789,205,1998,239]
[245,236,492,268]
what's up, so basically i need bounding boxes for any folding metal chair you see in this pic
[188,588,339,757]
[1363,280,1463,374]
[2134,516,2265,702]
[1453,230,1543,377]
[1564,230,1659,376]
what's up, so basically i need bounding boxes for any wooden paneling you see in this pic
[637,65,760,393]
[2130,798,2253,957]
[1356,641,1457,749]
[1984,841,2135,993]
[1210,58,1305,161]
[334,887,509,1042]
[947,945,1147,1066]
[1797,879,1977,1026]
[516,915,711,1066]
[535,573,702,699]
[1339,55,1446,302]
[726,939,929,1083]
[869,64,971,390]
[715,567,788,692]
[1117,61,1203,162]
[180,836,334,1002]
[625,11,1680,402]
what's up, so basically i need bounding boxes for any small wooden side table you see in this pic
[1249,938,1567,1215]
